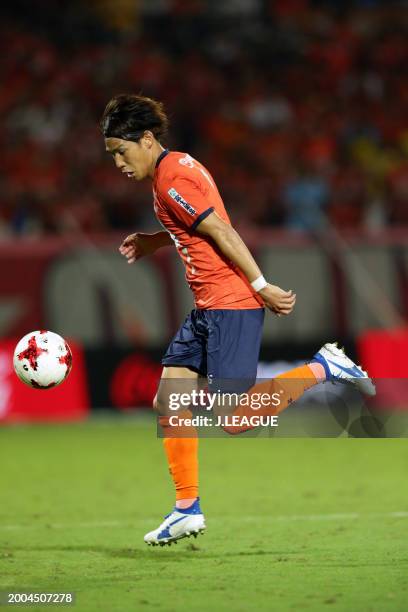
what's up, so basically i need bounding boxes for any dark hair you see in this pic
[100,94,169,142]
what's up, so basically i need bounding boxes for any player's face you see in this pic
[105,136,152,181]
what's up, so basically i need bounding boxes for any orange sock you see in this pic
[222,364,318,435]
[159,410,199,501]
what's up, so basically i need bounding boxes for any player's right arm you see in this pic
[157,169,296,316]
[119,231,173,264]
[197,212,296,316]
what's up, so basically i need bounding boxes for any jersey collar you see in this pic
[155,149,169,169]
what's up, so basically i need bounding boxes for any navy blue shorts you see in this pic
[162,308,265,390]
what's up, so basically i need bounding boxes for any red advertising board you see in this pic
[0,339,90,422]
[358,328,408,409]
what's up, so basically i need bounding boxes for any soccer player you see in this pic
[101,94,375,546]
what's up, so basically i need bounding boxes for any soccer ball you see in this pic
[13,331,72,389]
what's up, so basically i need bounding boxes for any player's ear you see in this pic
[141,130,154,149]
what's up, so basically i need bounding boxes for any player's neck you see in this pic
[148,143,166,179]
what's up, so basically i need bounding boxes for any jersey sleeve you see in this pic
[159,175,215,230]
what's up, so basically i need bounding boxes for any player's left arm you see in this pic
[196,212,296,316]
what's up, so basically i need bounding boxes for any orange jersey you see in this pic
[153,150,263,310]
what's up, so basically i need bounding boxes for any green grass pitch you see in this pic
[0,418,407,611]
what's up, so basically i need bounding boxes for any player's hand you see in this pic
[119,232,159,264]
[258,284,296,316]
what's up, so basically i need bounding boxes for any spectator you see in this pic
[0,2,407,236]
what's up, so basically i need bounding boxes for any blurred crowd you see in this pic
[1,0,407,236]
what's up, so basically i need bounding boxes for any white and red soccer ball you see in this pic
[13,331,72,389]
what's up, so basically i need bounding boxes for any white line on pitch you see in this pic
[0,511,407,532]
[241,511,408,522]
[0,520,136,531]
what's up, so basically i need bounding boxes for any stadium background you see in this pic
[1,0,407,420]
[0,3,408,611]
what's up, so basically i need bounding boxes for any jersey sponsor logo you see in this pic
[168,187,196,216]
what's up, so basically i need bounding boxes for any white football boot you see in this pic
[144,498,206,546]
[312,342,376,396]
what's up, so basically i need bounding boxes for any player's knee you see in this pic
[152,394,159,413]
[212,400,242,435]
[152,393,167,416]
[221,425,241,436]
